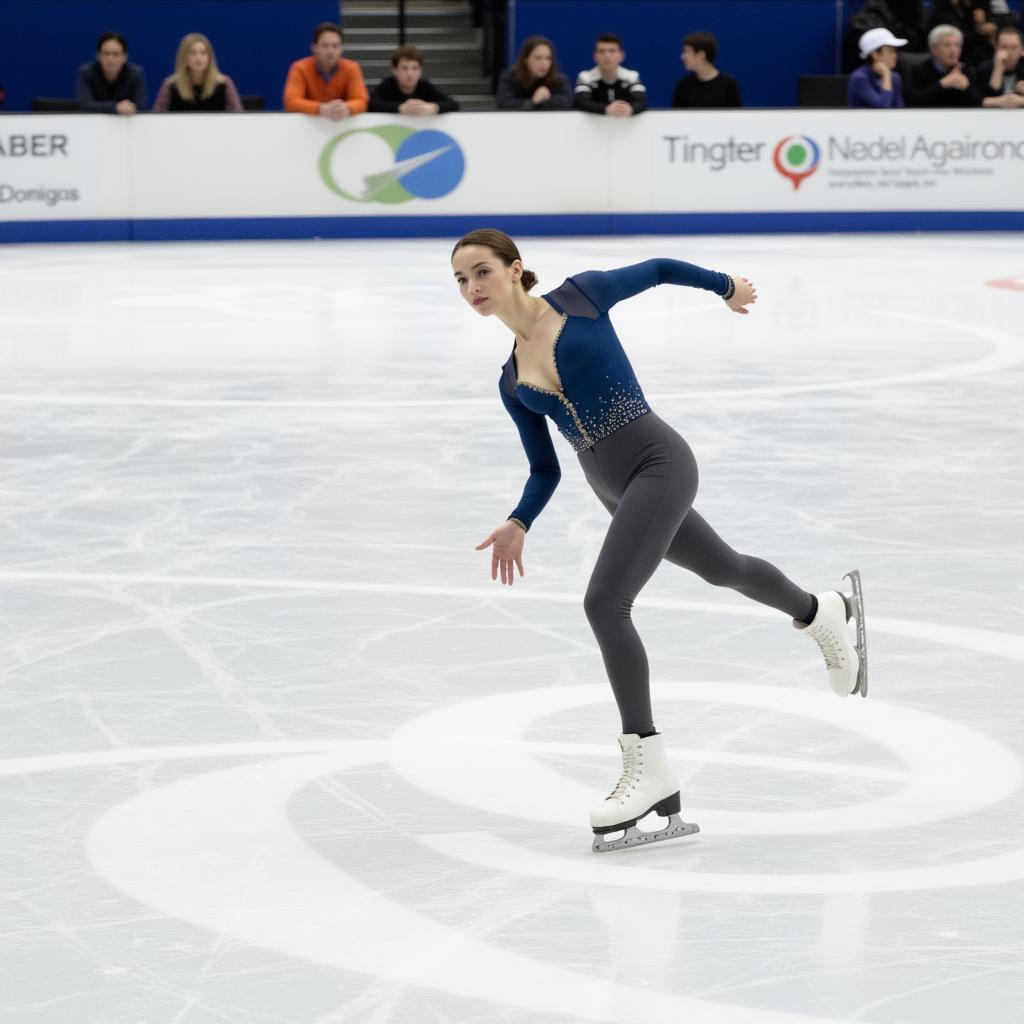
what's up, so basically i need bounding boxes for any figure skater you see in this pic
[451,229,867,853]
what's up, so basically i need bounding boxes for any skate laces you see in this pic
[607,745,643,802]
[810,625,844,670]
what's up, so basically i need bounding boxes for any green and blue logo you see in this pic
[318,126,465,204]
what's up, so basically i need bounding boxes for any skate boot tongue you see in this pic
[608,735,643,801]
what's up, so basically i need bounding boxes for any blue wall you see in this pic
[514,0,838,108]
[3,1,1021,113]
[0,1,338,112]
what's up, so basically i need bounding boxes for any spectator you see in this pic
[152,34,243,112]
[284,22,368,119]
[842,0,926,72]
[976,25,1024,105]
[76,31,146,115]
[575,33,647,116]
[848,27,907,106]
[496,36,573,110]
[671,31,742,107]
[988,0,1022,32]
[368,44,459,114]
[929,0,998,64]
[906,24,984,104]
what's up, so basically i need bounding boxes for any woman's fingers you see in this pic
[490,556,524,585]
[481,536,525,585]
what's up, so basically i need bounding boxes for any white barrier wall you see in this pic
[0,116,129,221]
[2,110,1023,233]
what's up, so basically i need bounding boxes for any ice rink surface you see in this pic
[1,232,1022,1023]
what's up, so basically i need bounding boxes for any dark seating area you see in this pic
[30,95,265,112]
[798,75,849,108]
[30,98,80,112]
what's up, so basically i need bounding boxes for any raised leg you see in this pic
[663,507,814,622]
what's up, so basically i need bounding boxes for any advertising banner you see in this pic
[129,112,612,218]
[650,109,1024,212]
[129,109,1024,220]
[0,116,127,221]
[2,109,1023,238]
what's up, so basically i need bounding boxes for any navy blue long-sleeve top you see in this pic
[499,259,730,531]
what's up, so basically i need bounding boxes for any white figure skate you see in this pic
[590,732,699,853]
[794,570,868,697]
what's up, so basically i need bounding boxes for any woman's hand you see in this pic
[724,275,758,315]
[476,521,526,586]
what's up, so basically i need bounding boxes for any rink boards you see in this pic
[2,109,1023,241]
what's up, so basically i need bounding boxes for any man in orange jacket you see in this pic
[284,22,369,119]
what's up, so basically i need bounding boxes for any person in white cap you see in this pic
[848,26,908,106]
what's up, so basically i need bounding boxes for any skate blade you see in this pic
[592,814,700,853]
[844,569,868,698]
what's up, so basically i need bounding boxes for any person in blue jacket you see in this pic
[848,27,908,107]
[451,228,868,853]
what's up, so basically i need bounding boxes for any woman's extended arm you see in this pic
[568,258,756,314]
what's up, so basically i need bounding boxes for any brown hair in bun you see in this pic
[451,228,538,292]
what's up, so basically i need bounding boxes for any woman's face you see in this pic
[872,44,899,69]
[526,45,552,80]
[452,245,521,316]
[187,42,210,76]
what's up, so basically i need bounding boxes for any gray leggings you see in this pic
[577,411,814,736]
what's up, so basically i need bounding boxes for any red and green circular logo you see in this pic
[773,135,821,191]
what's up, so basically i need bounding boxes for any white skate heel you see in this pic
[590,733,699,853]
[794,569,868,697]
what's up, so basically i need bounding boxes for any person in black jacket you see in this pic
[151,33,243,112]
[906,23,984,105]
[369,45,459,114]
[928,0,998,65]
[842,0,926,72]
[974,24,1024,105]
[76,31,146,114]
[672,32,742,107]
[496,36,573,110]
